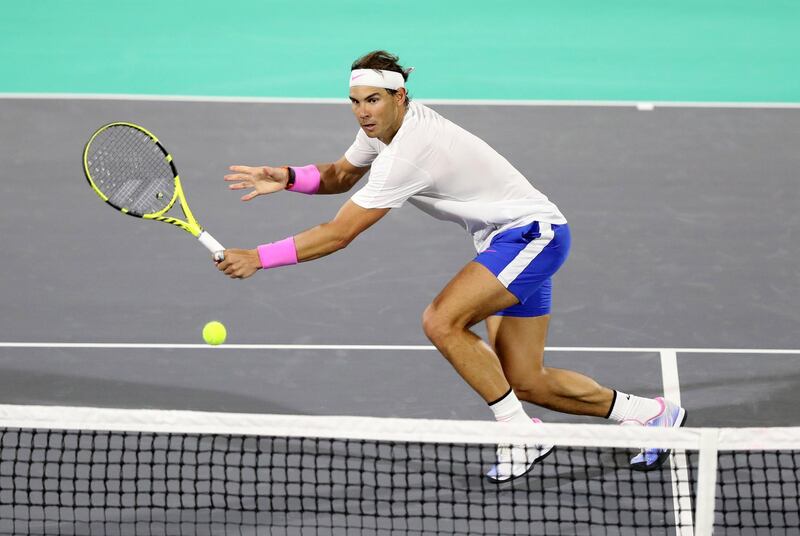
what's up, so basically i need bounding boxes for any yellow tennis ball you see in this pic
[202,321,227,346]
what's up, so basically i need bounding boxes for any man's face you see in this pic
[349,85,405,141]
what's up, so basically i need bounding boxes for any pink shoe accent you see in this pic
[620,418,646,426]
[620,397,666,427]
[645,397,667,425]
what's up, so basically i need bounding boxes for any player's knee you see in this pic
[509,369,550,405]
[422,304,456,344]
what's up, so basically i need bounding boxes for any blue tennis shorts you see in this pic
[474,221,571,317]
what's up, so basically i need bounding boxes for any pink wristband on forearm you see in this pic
[287,165,321,194]
[257,237,299,269]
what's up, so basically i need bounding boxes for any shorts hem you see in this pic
[493,308,551,318]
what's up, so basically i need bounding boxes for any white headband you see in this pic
[349,69,406,90]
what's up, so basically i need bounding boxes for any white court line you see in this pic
[0,343,437,351]
[693,430,720,536]
[660,350,682,403]
[1,342,800,354]
[1,92,799,109]
[660,350,695,535]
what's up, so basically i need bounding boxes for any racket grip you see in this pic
[198,231,225,261]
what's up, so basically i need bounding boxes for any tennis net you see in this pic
[0,404,798,535]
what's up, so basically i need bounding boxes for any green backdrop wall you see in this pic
[1,0,797,101]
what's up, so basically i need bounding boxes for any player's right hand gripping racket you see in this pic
[83,122,225,261]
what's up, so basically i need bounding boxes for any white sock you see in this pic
[607,391,663,424]
[489,388,534,427]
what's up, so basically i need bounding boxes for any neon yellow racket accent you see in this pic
[145,176,201,236]
[83,121,225,259]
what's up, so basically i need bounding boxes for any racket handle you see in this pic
[198,230,225,261]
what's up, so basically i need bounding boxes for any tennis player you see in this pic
[217,51,687,482]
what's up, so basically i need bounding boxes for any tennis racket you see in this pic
[83,122,225,261]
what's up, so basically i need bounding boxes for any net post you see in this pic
[694,428,720,535]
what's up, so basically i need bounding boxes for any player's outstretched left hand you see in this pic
[225,165,290,201]
[216,248,261,279]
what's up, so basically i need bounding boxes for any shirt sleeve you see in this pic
[350,155,432,209]
[344,129,380,168]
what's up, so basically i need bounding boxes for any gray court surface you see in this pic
[0,98,799,427]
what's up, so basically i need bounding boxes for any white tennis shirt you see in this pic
[346,101,567,252]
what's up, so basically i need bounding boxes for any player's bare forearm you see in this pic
[295,201,390,261]
[216,201,387,278]
[218,229,343,277]
[225,157,367,201]
[315,157,370,195]
[293,222,353,261]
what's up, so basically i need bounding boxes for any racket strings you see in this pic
[86,126,176,216]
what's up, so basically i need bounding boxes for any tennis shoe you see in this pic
[485,418,554,483]
[629,397,687,471]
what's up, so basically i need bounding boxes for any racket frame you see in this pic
[83,122,224,259]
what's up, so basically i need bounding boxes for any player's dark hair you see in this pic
[351,50,411,105]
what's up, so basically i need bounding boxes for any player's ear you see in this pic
[395,88,407,105]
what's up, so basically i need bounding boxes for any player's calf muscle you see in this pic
[511,368,612,415]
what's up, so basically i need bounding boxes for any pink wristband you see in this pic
[257,237,299,269]
[287,165,321,194]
